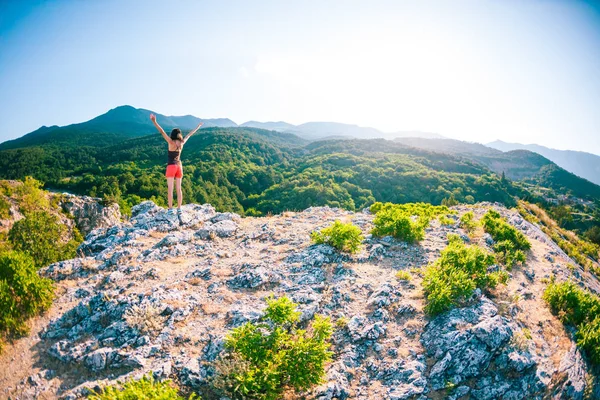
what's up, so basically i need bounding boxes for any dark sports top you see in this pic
[167,141,182,165]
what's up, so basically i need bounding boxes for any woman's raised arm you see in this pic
[184,121,204,143]
[150,113,171,143]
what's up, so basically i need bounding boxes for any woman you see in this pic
[150,113,203,209]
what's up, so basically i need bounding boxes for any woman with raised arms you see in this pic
[150,113,203,209]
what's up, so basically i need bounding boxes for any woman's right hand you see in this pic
[150,113,157,122]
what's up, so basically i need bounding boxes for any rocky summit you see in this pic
[1,200,599,399]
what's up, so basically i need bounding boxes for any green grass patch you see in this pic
[395,270,412,281]
[311,220,363,253]
[518,201,599,275]
[423,234,508,316]
[543,279,600,365]
[88,374,196,400]
[214,296,333,400]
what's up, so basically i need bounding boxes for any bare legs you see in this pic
[167,177,174,208]
[175,178,183,208]
[166,177,183,209]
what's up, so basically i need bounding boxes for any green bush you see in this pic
[576,316,600,365]
[482,209,530,268]
[371,208,428,243]
[423,235,507,316]
[214,296,333,400]
[543,280,600,365]
[459,211,477,232]
[395,270,411,281]
[370,202,453,243]
[88,374,196,400]
[0,251,54,341]
[438,215,455,226]
[482,209,531,251]
[15,176,49,213]
[492,240,526,270]
[311,220,363,253]
[8,211,82,269]
[0,196,10,219]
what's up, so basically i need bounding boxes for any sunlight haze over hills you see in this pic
[1,0,599,154]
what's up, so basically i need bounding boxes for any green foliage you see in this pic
[438,215,455,226]
[370,202,452,243]
[15,176,49,213]
[459,211,477,233]
[0,251,54,343]
[543,280,600,365]
[422,235,507,316]
[0,128,526,217]
[492,240,526,269]
[482,209,530,268]
[216,296,333,399]
[517,201,599,275]
[8,211,82,269]
[482,209,531,251]
[0,195,10,219]
[88,374,196,400]
[395,270,412,281]
[441,194,459,206]
[311,220,363,253]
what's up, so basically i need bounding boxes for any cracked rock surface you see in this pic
[1,201,599,399]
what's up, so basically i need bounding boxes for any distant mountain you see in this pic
[393,137,600,199]
[240,121,296,131]
[240,121,445,140]
[390,131,446,139]
[288,122,384,140]
[487,140,600,186]
[0,105,237,150]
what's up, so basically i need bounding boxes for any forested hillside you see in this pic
[1,108,599,245]
[489,140,600,186]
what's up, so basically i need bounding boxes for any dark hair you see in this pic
[170,128,183,141]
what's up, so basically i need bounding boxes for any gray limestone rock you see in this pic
[61,194,121,236]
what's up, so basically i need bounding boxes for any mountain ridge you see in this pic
[487,140,600,186]
[1,105,450,149]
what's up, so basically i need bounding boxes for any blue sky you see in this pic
[1,0,599,154]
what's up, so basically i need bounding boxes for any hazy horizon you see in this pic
[1,0,599,154]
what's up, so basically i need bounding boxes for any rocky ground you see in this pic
[1,200,599,399]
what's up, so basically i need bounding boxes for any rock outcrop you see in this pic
[1,201,599,399]
[60,194,121,235]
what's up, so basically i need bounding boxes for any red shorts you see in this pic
[165,164,183,178]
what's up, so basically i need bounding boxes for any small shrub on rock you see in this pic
[371,207,428,243]
[88,374,196,400]
[482,209,531,251]
[311,220,363,253]
[423,235,507,316]
[438,215,455,226]
[395,270,411,281]
[482,209,530,268]
[543,280,600,365]
[370,202,452,243]
[459,211,477,233]
[0,251,53,342]
[124,303,166,337]
[8,210,82,269]
[214,296,333,399]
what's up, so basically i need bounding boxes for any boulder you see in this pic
[61,194,121,236]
